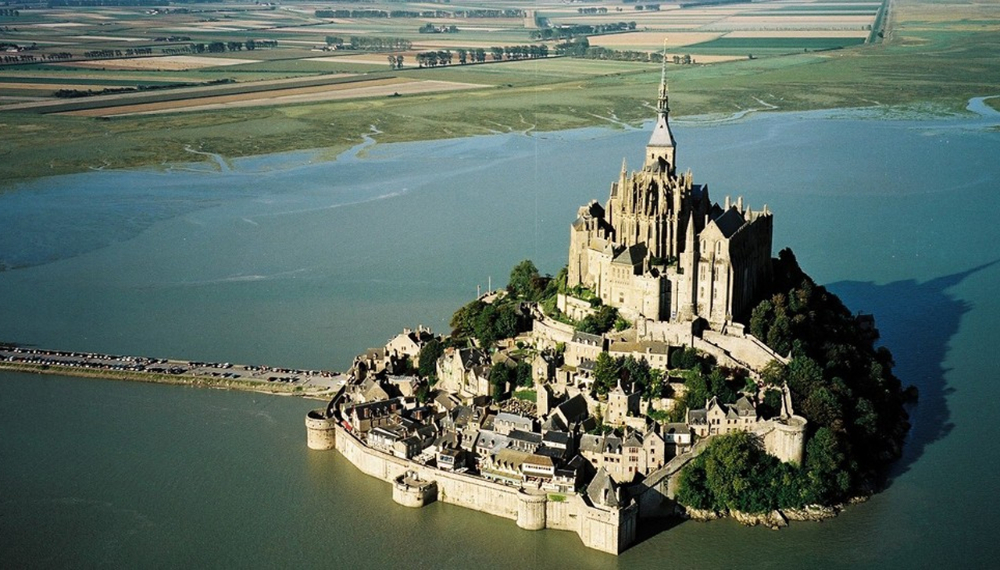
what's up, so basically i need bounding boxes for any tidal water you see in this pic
[2,99,999,568]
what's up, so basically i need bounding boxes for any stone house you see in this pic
[608,340,671,371]
[660,422,693,458]
[605,382,641,426]
[384,326,436,368]
[565,331,606,367]
[493,412,534,436]
[343,397,404,434]
[580,428,664,484]
[688,395,758,437]
[436,347,492,400]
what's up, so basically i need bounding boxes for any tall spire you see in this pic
[645,39,677,172]
[657,40,669,117]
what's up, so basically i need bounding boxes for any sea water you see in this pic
[1,100,999,567]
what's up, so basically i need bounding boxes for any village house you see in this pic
[687,395,758,437]
[384,326,437,368]
[660,422,693,458]
[605,382,642,427]
[436,346,492,400]
[580,428,665,484]
[342,397,405,434]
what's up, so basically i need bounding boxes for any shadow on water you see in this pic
[827,259,999,481]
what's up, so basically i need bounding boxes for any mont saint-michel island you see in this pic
[303,76,914,555]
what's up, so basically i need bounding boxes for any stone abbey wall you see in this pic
[308,412,635,555]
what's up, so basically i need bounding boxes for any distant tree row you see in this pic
[530,21,635,40]
[0,8,20,16]
[48,0,158,6]
[415,51,451,67]
[386,54,404,69]
[578,7,608,14]
[326,36,410,52]
[82,48,150,58]
[418,23,458,34]
[2,53,68,64]
[187,40,275,54]
[489,44,549,61]
[316,8,523,19]
[634,4,661,11]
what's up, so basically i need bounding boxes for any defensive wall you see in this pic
[306,410,637,555]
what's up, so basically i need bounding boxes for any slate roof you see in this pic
[711,207,746,239]
[474,430,509,454]
[542,430,573,448]
[555,393,589,424]
[587,467,621,508]
[542,414,568,433]
[572,331,603,346]
[612,244,645,267]
[509,429,543,446]
[580,433,603,454]
[687,408,707,425]
[623,431,644,448]
[662,422,690,435]
[647,113,676,149]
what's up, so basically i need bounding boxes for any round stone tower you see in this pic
[305,409,337,451]
[516,492,547,531]
[765,415,808,465]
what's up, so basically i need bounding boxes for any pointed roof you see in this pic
[647,45,676,151]
[710,207,746,239]
[587,467,621,508]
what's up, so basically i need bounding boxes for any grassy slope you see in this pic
[1,0,998,185]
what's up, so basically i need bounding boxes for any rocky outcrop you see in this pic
[683,507,722,522]
[732,509,788,529]
[780,504,840,521]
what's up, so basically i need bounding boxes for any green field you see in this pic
[0,0,998,185]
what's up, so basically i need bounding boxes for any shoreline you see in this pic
[3,96,997,190]
[0,346,344,399]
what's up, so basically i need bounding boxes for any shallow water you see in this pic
[1,100,999,567]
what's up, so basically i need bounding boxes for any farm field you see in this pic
[1,0,998,183]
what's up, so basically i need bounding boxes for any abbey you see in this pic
[567,70,773,332]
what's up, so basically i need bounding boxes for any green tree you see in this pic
[592,352,622,397]
[508,259,540,300]
[418,338,443,380]
[515,361,533,388]
[577,305,619,334]
[489,364,512,399]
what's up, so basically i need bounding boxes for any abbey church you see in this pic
[566,68,773,332]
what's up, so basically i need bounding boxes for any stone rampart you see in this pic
[325,419,634,555]
[531,316,575,349]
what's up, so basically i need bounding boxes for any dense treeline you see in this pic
[3,52,73,63]
[418,23,458,34]
[54,78,232,98]
[316,8,523,19]
[326,36,410,51]
[83,47,153,58]
[553,37,678,63]
[416,46,548,67]
[531,21,635,40]
[676,248,913,514]
[48,0,158,5]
